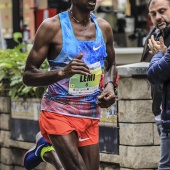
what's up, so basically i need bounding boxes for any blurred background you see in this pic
[0,0,151,49]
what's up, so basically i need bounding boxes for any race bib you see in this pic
[69,61,102,95]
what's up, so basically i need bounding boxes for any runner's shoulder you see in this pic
[38,15,61,36]
[95,16,113,38]
[96,17,112,30]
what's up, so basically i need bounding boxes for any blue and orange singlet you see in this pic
[41,11,107,119]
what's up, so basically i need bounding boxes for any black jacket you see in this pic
[141,25,170,116]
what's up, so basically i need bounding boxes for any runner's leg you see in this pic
[48,131,87,170]
[43,151,64,170]
[79,143,99,170]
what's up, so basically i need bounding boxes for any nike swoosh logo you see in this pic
[35,144,45,156]
[93,45,102,51]
[79,137,90,142]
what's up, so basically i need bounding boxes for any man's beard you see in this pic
[160,23,170,37]
[156,20,170,30]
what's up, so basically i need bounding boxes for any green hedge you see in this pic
[0,44,48,99]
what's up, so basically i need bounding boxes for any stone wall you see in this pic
[0,62,160,170]
[0,96,119,170]
[117,62,160,170]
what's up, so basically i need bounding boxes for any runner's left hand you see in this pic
[96,84,115,108]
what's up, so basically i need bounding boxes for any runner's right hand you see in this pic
[63,54,90,78]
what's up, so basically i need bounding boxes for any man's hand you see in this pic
[96,84,115,108]
[63,54,90,78]
[148,35,167,55]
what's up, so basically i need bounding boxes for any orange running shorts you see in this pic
[39,110,100,147]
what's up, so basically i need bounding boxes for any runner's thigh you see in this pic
[79,143,99,170]
[48,131,87,170]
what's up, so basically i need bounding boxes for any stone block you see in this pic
[119,123,153,145]
[0,97,11,113]
[0,131,11,147]
[120,145,159,169]
[118,77,151,99]
[9,139,34,150]
[0,114,10,130]
[100,162,120,170]
[100,153,120,164]
[118,100,154,123]
[14,166,25,170]
[104,166,117,170]
[0,163,13,170]
[1,147,13,165]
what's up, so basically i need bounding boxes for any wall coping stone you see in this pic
[117,62,149,76]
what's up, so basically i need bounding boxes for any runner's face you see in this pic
[149,0,170,30]
[73,0,97,11]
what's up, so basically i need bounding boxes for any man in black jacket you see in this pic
[142,0,170,169]
[141,0,170,135]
